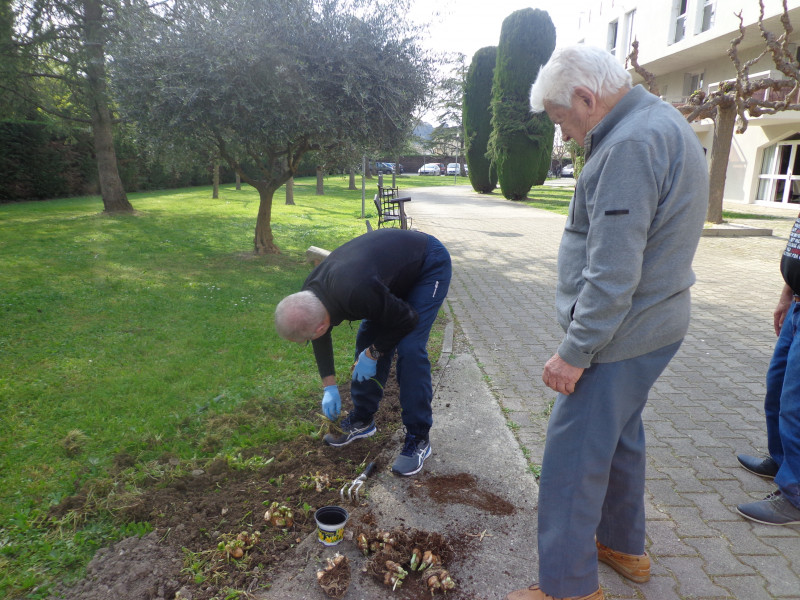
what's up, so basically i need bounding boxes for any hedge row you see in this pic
[0,120,233,203]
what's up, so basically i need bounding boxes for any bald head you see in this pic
[274,290,329,343]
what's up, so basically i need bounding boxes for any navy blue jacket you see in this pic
[303,229,429,378]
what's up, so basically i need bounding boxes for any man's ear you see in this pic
[573,86,596,110]
[313,316,329,338]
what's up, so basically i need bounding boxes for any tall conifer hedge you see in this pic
[488,8,556,200]
[463,46,498,194]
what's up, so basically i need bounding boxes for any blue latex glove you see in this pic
[351,349,377,382]
[322,385,341,421]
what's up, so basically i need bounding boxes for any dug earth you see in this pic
[48,367,516,600]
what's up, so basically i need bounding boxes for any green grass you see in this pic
[721,210,787,220]
[0,173,453,599]
[520,185,574,214]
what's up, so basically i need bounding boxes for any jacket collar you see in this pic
[584,85,658,159]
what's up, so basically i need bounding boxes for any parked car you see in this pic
[383,162,405,174]
[560,164,574,178]
[418,163,441,175]
[375,162,394,174]
[446,163,461,176]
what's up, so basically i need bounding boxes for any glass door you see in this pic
[756,135,800,204]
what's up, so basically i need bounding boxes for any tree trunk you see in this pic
[83,0,133,213]
[285,177,294,205]
[316,165,324,195]
[236,172,241,190]
[348,168,357,190]
[212,154,219,199]
[707,100,737,224]
[254,183,280,254]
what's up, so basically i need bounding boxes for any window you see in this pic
[756,134,800,204]
[673,0,688,43]
[607,20,619,55]
[624,10,636,56]
[700,0,715,32]
[683,72,704,100]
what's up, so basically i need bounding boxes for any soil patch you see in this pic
[48,371,484,600]
[413,473,516,515]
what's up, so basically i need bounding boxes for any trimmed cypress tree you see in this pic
[463,46,498,193]
[488,8,556,200]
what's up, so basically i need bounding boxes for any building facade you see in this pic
[570,0,800,208]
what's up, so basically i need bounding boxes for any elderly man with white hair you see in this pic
[506,45,708,600]
[274,228,451,477]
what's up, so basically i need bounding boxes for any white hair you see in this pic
[530,45,633,112]
[274,290,327,342]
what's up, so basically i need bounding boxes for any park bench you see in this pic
[306,246,330,266]
[373,184,412,230]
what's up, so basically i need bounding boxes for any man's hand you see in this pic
[321,385,341,421]
[542,353,584,395]
[351,349,377,382]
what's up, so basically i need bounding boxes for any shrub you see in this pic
[487,8,556,200]
[463,46,499,194]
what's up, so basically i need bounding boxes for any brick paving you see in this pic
[404,185,800,600]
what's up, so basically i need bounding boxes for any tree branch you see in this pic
[627,40,660,96]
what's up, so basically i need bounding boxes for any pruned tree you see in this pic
[488,8,556,200]
[630,0,800,223]
[2,0,136,212]
[113,0,430,254]
[463,46,498,193]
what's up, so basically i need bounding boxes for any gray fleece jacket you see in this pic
[556,85,708,368]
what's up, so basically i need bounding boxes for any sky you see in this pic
[407,0,588,61]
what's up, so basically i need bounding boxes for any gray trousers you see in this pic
[537,340,681,597]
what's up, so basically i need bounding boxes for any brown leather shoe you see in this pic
[506,583,605,600]
[596,541,650,583]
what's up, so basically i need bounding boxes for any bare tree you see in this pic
[630,0,800,223]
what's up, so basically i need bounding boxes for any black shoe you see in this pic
[737,454,779,478]
[323,414,376,447]
[391,433,431,476]
[737,490,800,525]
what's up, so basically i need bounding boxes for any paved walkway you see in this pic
[405,186,800,600]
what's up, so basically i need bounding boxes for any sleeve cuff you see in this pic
[556,339,595,369]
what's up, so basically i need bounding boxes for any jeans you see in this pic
[765,301,800,508]
[537,340,681,598]
[349,237,451,439]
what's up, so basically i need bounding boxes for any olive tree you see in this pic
[113,0,430,254]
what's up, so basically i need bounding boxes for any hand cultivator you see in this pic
[340,461,376,504]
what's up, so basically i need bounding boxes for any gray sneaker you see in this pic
[736,490,800,525]
[737,453,779,478]
[391,434,431,476]
[323,414,376,447]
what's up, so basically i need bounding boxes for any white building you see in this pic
[570,0,800,208]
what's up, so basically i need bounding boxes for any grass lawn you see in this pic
[520,184,574,214]
[0,173,464,598]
